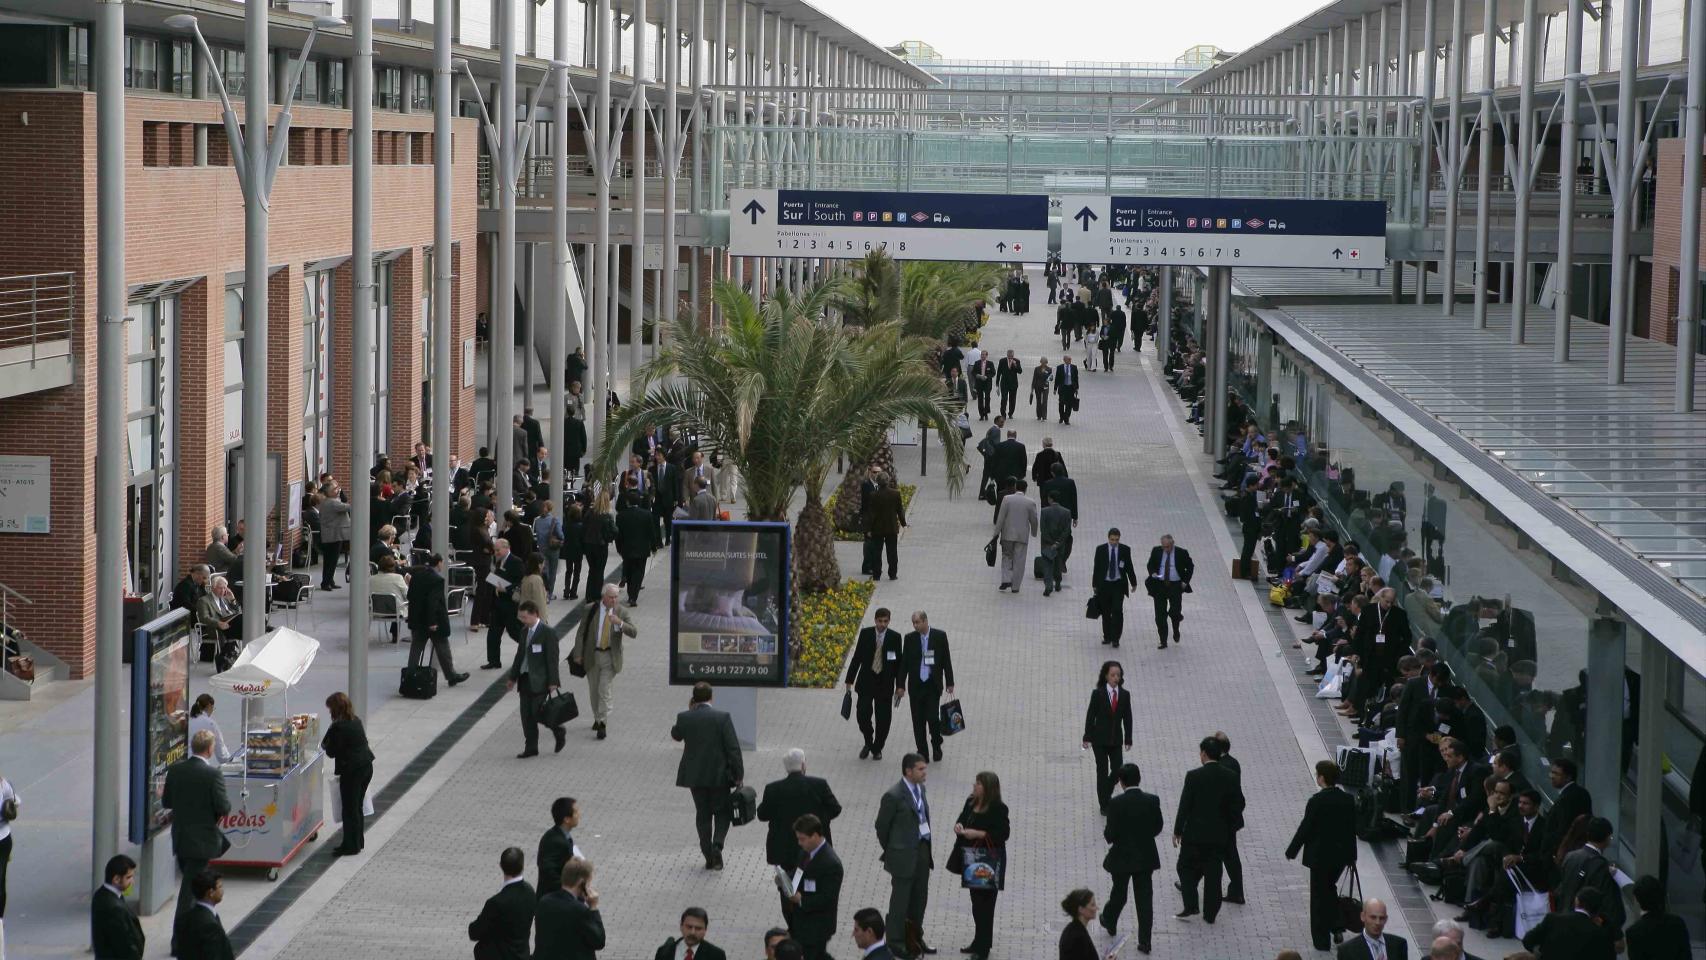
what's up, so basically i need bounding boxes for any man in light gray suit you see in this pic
[671,681,744,870]
[875,753,935,959]
[1039,490,1073,596]
[993,479,1039,594]
[687,476,719,521]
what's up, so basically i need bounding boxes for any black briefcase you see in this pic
[540,691,580,727]
[1033,556,1045,580]
[728,784,758,826]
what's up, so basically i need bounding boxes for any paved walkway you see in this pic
[248,271,1414,960]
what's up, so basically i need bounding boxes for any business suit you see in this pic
[672,703,744,864]
[865,486,907,579]
[1144,545,1193,647]
[615,502,657,603]
[688,489,719,521]
[176,903,234,960]
[1352,602,1412,703]
[993,492,1039,592]
[1396,676,1443,805]
[1083,684,1134,809]
[968,358,996,420]
[653,939,728,960]
[996,357,1023,418]
[1337,933,1409,960]
[1059,920,1100,960]
[758,771,843,867]
[533,890,605,960]
[1287,786,1358,950]
[486,549,526,666]
[1041,475,1078,525]
[1100,787,1163,948]
[1218,752,1247,902]
[787,843,845,960]
[845,625,903,753]
[990,438,1027,486]
[91,885,145,960]
[1542,780,1593,863]
[1553,844,1625,936]
[1030,364,1052,420]
[1174,760,1245,921]
[469,878,535,960]
[162,756,230,955]
[899,629,955,756]
[571,601,637,729]
[1053,362,1079,423]
[1031,447,1064,488]
[1038,502,1073,594]
[1520,909,1617,960]
[537,826,577,899]
[1092,542,1139,646]
[876,779,935,956]
[406,564,460,679]
[650,460,682,545]
[507,620,564,755]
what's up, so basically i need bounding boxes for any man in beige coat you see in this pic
[570,583,637,740]
[993,480,1040,594]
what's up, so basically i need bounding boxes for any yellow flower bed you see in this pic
[789,579,877,688]
[825,483,918,542]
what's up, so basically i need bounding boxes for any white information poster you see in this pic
[0,455,52,534]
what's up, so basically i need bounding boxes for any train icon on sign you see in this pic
[1246,218,1264,229]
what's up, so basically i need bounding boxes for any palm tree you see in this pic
[832,250,901,329]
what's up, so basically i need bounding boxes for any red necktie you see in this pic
[685,948,695,960]
[1110,689,1119,713]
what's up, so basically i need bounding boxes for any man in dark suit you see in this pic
[1053,355,1079,424]
[1213,732,1247,904]
[534,858,605,960]
[407,553,469,686]
[1030,437,1064,488]
[92,854,145,960]
[1337,899,1407,960]
[521,407,545,466]
[850,908,895,960]
[1520,887,1617,960]
[1352,588,1412,711]
[1100,764,1163,952]
[857,465,883,576]
[864,476,907,581]
[537,797,582,899]
[1145,535,1194,649]
[1041,463,1078,528]
[469,847,535,960]
[990,430,1027,487]
[784,814,844,960]
[968,353,996,421]
[163,730,231,956]
[1287,760,1358,952]
[654,907,728,960]
[1092,529,1139,648]
[672,682,745,870]
[1397,662,1449,805]
[505,601,566,759]
[845,609,904,759]
[876,754,935,958]
[176,870,233,960]
[1039,491,1073,596]
[1173,736,1245,924]
[995,350,1023,419]
[616,491,658,604]
[650,448,683,546]
[758,749,843,881]
[1542,758,1593,860]
[1551,818,1624,938]
[1419,738,1489,861]
[632,425,663,462]
[1083,662,1134,811]
[897,611,955,763]
[484,537,526,669]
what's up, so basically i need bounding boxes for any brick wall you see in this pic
[0,89,480,677]
[1649,137,1706,346]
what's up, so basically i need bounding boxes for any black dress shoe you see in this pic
[596,726,607,740]
[932,745,943,762]
[860,744,872,759]
[553,727,567,753]
[516,749,539,759]
[1223,895,1246,904]
[1175,909,1198,919]
[918,943,937,955]
[447,672,470,686]
[331,847,357,857]
[871,750,882,761]
[481,662,502,670]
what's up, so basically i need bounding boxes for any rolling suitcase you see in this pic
[400,642,437,699]
[1034,556,1045,580]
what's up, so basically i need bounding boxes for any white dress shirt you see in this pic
[189,713,234,764]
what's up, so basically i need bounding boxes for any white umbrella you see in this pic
[207,627,321,698]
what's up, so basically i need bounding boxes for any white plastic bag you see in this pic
[1316,669,1343,699]
[1508,869,1549,939]
[328,778,375,824]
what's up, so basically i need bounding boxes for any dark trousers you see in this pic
[171,854,211,952]
[1096,584,1126,645]
[1058,390,1076,424]
[874,533,899,577]
[1239,528,1260,572]
[1060,325,1072,350]
[320,540,344,587]
[409,626,458,678]
[621,556,647,602]
[1091,741,1123,808]
[486,609,512,666]
[1102,869,1154,946]
[1033,391,1048,420]
[1308,863,1344,949]
[1224,831,1244,899]
[973,385,992,419]
[688,786,731,860]
[1101,342,1116,370]
[999,387,1017,419]
[1150,583,1183,644]
[1177,841,1226,920]
[1039,551,1064,593]
[582,545,608,593]
[517,686,564,752]
[862,535,880,576]
[336,763,373,852]
[655,506,674,545]
[559,544,584,596]
[968,888,997,953]
[0,833,9,918]
[909,687,943,753]
[886,845,933,954]
[856,688,893,751]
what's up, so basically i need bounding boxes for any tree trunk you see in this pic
[794,494,841,593]
[830,463,865,532]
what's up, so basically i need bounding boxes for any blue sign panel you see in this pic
[1061,194,1388,268]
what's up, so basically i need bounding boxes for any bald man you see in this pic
[1336,899,1408,960]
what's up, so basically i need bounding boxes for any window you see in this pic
[326,60,347,107]
[302,272,333,482]
[292,54,320,104]
[170,39,193,95]
[218,47,246,98]
[371,259,393,456]
[125,294,177,602]
[375,65,402,110]
[410,71,432,111]
[0,25,58,87]
[124,35,160,91]
[63,25,90,89]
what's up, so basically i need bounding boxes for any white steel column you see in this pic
[1510,0,1540,343]
[432,0,454,552]
[592,0,612,452]
[1676,0,1704,409]
[1607,0,1643,383]
[631,0,649,387]
[1441,0,1466,313]
[494,0,518,507]
[661,0,680,337]
[549,0,571,508]
[1474,0,1496,328]
[350,0,374,707]
[1556,0,1584,361]
[1417,0,1438,304]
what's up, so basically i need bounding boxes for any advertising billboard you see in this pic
[669,521,790,687]
[129,608,193,844]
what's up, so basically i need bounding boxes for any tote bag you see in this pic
[328,779,375,823]
[1508,868,1549,939]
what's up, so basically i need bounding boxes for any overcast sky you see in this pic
[808,0,1325,65]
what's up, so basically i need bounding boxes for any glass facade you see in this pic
[125,295,177,604]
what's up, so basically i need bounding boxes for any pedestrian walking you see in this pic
[1100,764,1162,954]
[162,730,230,957]
[1082,662,1134,812]
[899,612,956,762]
[569,584,636,740]
[782,815,843,960]
[1173,736,1245,925]
[845,609,904,759]
[537,797,583,899]
[534,858,605,959]
[996,350,1023,419]
[758,749,843,912]
[407,553,470,686]
[1039,492,1073,596]
[506,602,567,759]
[671,682,744,871]
[1091,529,1138,648]
[1030,358,1052,422]
[1054,357,1079,425]
[1144,535,1193,649]
[994,481,1038,594]
[468,847,534,960]
[1286,760,1357,953]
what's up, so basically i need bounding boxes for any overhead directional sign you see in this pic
[728,188,1049,263]
[1059,195,1386,270]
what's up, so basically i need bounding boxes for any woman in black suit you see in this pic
[1082,661,1134,814]
[321,691,376,856]
[950,771,1011,960]
[1284,759,1358,952]
[1059,888,1104,960]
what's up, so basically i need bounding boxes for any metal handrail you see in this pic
[0,272,75,369]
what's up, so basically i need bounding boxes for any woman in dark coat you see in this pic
[1058,888,1101,960]
[559,501,586,599]
[468,509,496,629]
[950,772,1012,960]
[321,691,375,856]
[1284,759,1358,952]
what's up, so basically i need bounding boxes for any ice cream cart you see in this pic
[206,627,326,880]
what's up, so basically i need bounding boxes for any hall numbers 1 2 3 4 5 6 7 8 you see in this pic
[779,239,907,252]
[1112,244,1242,259]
